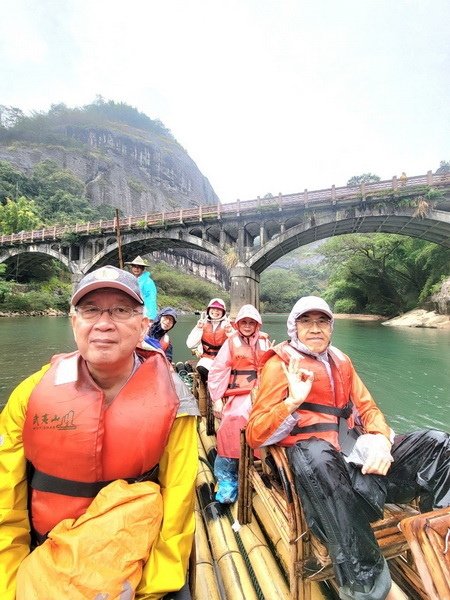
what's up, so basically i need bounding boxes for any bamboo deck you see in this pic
[194,419,450,600]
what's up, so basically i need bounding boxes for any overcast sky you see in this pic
[1,0,449,203]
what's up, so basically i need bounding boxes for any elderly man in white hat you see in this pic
[125,255,158,322]
[247,295,450,600]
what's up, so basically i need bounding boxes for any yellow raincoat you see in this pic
[0,364,198,600]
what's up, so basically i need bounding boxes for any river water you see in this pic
[0,315,448,433]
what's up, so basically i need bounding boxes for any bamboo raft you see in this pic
[188,372,450,600]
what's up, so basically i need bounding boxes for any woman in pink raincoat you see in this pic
[208,305,271,503]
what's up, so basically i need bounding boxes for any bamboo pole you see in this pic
[230,503,291,599]
[194,501,222,600]
[252,494,290,572]
[193,373,208,417]
[198,418,218,467]
[196,441,258,600]
[237,429,253,525]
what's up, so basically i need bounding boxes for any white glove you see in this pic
[212,398,224,419]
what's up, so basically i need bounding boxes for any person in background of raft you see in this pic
[186,298,233,384]
[208,304,271,503]
[0,265,199,600]
[125,255,158,323]
[246,295,450,600]
[145,307,177,362]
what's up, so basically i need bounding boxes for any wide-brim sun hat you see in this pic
[124,255,149,267]
[71,265,144,306]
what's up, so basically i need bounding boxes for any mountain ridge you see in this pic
[0,101,219,216]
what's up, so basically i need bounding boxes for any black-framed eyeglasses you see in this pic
[75,305,144,322]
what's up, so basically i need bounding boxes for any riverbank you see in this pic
[1,308,449,329]
[334,313,384,321]
[321,310,450,328]
[0,309,67,317]
[382,309,450,329]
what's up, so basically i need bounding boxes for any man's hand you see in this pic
[361,434,393,475]
[281,357,314,413]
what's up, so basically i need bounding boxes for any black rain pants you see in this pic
[286,428,450,600]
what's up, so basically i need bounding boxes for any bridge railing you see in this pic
[0,171,447,246]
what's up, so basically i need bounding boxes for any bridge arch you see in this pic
[0,247,72,279]
[80,232,226,275]
[247,208,450,274]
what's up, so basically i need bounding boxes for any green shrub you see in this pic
[333,298,357,314]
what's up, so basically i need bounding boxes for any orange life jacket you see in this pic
[267,342,355,448]
[224,332,270,397]
[201,321,228,358]
[23,350,179,538]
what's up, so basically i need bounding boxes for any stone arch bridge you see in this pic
[1,171,449,315]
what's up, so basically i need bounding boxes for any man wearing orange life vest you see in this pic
[0,266,199,600]
[247,296,450,600]
[186,298,233,383]
[208,304,271,503]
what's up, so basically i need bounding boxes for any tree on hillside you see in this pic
[321,234,449,315]
[0,159,116,226]
[435,160,450,174]
[0,161,35,202]
[30,160,97,223]
[260,269,311,312]
[0,196,41,234]
[347,173,381,186]
[0,99,175,144]
[32,160,84,198]
[82,98,173,137]
[416,242,450,302]
[0,105,24,129]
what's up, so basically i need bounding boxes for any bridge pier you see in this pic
[70,272,83,302]
[229,266,260,318]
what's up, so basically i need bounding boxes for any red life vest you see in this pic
[267,342,354,448]
[201,321,228,358]
[224,332,270,397]
[23,351,179,537]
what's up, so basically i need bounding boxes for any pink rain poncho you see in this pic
[208,305,271,458]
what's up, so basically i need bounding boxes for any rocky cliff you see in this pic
[0,105,219,216]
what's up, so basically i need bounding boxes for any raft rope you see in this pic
[197,440,265,599]
[224,504,266,600]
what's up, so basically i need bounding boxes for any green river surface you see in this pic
[0,314,449,433]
